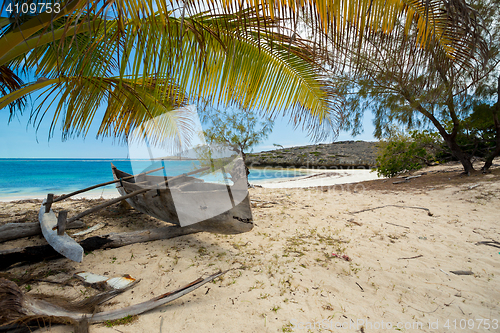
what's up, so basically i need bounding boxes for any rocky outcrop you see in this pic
[245,141,379,169]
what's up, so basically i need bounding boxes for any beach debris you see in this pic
[418,236,427,240]
[75,272,137,290]
[39,199,84,263]
[386,222,410,229]
[468,184,481,190]
[0,220,85,243]
[355,282,364,292]
[475,240,500,249]
[450,270,474,276]
[251,199,278,208]
[73,222,107,236]
[0,270,224,332]
[349,205,433,216]
[440,269,450,276]
[398,255,423,260]
[332,253,351,261]
[346,218,362,226]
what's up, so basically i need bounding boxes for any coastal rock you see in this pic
[245,141,378,169]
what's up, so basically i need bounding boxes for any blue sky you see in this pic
[0,102,376,158]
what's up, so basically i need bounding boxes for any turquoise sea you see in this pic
[0,159,304,200]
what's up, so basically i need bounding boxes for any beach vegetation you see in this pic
[200,105,274,164]
[375,129,443,177]
[104,315,138,327]
[331,0,499,173]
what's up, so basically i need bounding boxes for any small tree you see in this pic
[199,106,274,179]
[328,0,500,174]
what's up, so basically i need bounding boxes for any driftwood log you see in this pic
[0,225,202,270]
[0,270,225,332]
[0,221,85,243]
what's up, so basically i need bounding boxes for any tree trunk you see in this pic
[402,90,473,174]
[444,136,474,174]
[482,75,500,172]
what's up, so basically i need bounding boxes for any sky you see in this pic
[0,102,376,158]
[0,3,376,159]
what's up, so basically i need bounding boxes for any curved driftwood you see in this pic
[26,270,225,322]
[39,200,84,263]
[0,271,225,332]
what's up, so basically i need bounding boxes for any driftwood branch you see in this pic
[475,240,500,249]
[0,225,201,270]
[349,205,433,216]
[0,270,225,332]
[386,222,410,229]
[0,221,85,243]
[398,255,423,260]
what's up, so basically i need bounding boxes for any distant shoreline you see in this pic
[246,140,379,169]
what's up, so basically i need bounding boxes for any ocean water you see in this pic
[0,159,304,200]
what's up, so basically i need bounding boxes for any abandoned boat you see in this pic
[111,164,253,234]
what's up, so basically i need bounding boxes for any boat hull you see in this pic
[111,165,253,234]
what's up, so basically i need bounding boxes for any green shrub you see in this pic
[376,130,442,177]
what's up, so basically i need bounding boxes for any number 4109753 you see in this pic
[444,319,498,330]
[6,2,61,14]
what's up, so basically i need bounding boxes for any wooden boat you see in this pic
[111,164,253,234]
[38,200,84,262]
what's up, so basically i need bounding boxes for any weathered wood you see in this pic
[45,193,54,213]
[0,224,201,270]
[66,166,211,225]
[46,166,165,205]
[112,165,253,234]
[0,221,85,243]
[39,201,84,263]
[349,204,433,216]
[3,270,225,328]
[57,210,68,236]
[73,222,106,236]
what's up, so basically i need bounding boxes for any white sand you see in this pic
[251,169,382,188]
[0,161,498,333]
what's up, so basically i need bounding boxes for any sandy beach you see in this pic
[1,159,499,332]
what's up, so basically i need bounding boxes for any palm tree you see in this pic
[0,0,484,144]
[0,0,340,145]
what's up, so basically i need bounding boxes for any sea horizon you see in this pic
[0,158,307,201]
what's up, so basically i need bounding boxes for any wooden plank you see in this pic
[45,193,54,213]
[39,200,84,263]
[57,210,68,236]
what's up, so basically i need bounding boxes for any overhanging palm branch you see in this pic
[1,3,341,143]
[211,0,486,63]
[0,0,486,144]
